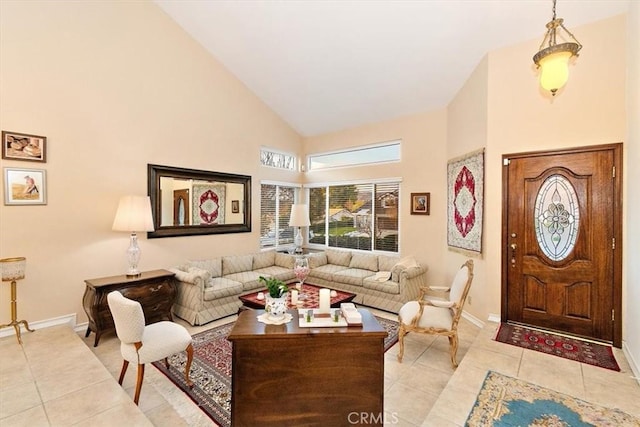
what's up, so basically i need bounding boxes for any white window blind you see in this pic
[260,184,296,249]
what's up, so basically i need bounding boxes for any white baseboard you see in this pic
[487,313,501,323]
[0,313,77,339]
[462,310,485,328]
[622,341,640,386]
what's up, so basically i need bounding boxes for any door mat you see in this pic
[153,315,399,427]
[465,371,638,426]
[495,322,620,371]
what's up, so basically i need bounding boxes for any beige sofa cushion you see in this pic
[275,252,295,269]
[307,252,328,268]
[188,258,222,278]
[253,251,276,270]
[332,268,374,287]
[326,249,352,267]
[363,276,400,294]
[308,264,345,282]
[203,278,244,300]
[349,253,378,271]
[223,255,253,275]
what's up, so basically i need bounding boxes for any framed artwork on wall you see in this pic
[232,200,240,213]
[1,131,47,163]
[4,167,47,205]
[410,192,430,215]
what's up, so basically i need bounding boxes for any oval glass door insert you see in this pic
[534,174,580,261]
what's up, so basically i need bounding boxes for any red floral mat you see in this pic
[495,323,620,371]
[153,315,399,427]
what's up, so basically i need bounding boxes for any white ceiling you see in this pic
[155,0,630,137]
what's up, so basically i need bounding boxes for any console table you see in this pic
[82,269,176,346]
[227,308,387,426]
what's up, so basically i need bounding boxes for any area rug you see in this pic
[495,322,620,371]
[465,371,639,426]
[153,315,399,427]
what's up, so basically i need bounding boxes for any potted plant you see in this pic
[259,276,289,320]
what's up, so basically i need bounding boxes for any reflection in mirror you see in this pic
[148,164,251,238]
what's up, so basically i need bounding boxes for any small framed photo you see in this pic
[4,168,47,205]
[410,192,430,215]
[2,131,47,162]
[231,200,240,213]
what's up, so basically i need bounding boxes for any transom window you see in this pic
[260,147,296,171]
[307,140,401,171]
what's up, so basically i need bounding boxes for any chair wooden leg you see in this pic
[133,363,145,405]
[448,334,459,368]
[118,360,129,385]
[184,343,194,388]
[397,326,406,363]
[164,357,169,369]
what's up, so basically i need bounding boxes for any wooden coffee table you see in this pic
[239,283,356,310]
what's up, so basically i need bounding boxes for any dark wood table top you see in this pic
[227,308,387,341]
[239,283,356,309]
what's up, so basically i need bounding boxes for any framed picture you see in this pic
[410,192,430,215]
[2,131,47,162]
[232,200,240,213]
[4,168,47,205]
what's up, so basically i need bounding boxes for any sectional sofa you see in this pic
[169,249,427,326]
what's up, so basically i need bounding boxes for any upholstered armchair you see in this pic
[107,291,194,404]
[397,259,474,368]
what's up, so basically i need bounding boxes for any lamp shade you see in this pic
[0,257,26,281]
[538,50,572,94]
[112,196,155,232]
[289,204,311,227]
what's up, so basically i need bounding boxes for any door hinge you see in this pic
[503,158,510,166]
[613,166,616,178]
[612,237,616,250]
[612,309,615,322]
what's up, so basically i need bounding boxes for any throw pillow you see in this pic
[349,253,378,271]
[326,249,352,267]
[374,271,391,282]
[188,258,222,278]
[222,254,253,275]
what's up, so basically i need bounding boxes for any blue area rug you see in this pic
[465,371,639,426]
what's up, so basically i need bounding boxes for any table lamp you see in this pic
[289,204,310,254]
[0,256,34,344]
[112,196,155,278]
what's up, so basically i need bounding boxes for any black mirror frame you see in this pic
[147,164,251,238]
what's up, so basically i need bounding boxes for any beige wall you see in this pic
[0,1,301,325]
[303,110,449,284]
[446,56,489,321]
[624,3,640,372]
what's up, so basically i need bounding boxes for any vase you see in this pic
[294,257,310,300]
[265,294,288,321]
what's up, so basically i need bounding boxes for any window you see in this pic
[260,147,296,171]
[260,183,297,249]
[308,180,399,253]
[307,140,400,171]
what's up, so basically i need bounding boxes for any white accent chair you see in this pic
[107,290,194,404]
[397,259,474,368]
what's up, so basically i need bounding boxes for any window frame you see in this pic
[259,180,302,250]
[260,146,297,171]
[306,140,401,171]
[305,177,401,254]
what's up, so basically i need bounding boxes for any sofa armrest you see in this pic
[168,267,210,290]
[400,265,427,280]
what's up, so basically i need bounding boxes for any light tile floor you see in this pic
[1,310,638,426]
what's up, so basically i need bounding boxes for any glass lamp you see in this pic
[112,196,155,278]
[0,256,33,344]
[289,204,310,254]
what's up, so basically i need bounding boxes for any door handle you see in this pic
[510,243,517,266]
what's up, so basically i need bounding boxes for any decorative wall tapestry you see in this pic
[192,183,226,225]
[447,148,484,254]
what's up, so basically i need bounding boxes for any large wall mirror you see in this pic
[147,164,251,238]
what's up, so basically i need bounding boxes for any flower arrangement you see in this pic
[259,276,288,298]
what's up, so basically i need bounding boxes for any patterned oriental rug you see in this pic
[465,371,639,426]
[153,315,399,427]
[495,323,620,371]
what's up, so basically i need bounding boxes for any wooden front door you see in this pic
[502,143,622,347]
[173,189,190,226]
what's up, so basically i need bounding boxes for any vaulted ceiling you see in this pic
[156,0,630,136]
